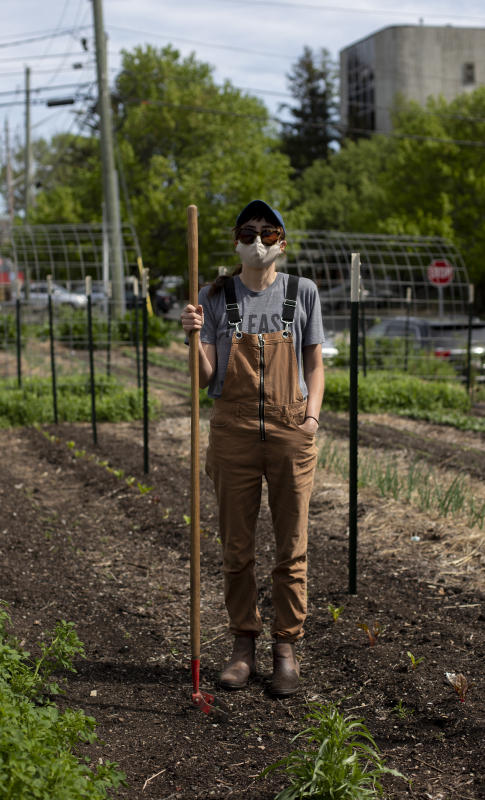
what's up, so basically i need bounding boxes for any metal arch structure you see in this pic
[284,231,471,331]
[0,223,141,290]
[212,230,471,331]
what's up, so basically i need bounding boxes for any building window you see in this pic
[347,53,375,137]
[462,62,475,85]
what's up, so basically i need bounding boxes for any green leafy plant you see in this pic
[0,604,126,798]
[137,482,153,495]
[406,651,425,670]
[328,603,344,623]
[391,700,414,719]
[358,621,382,647]
[261,701,406,799]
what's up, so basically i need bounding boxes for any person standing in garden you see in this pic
[181,200,325,696]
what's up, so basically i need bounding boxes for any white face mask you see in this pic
[235,237,282,269]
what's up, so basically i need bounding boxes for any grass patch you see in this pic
[0,375,160,428]
[319,439,485,528]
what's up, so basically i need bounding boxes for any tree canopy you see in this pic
[17,44,292,280]
[280,46,340,175]
[295,88,485,296]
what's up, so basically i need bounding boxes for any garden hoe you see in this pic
[187,205,229,721]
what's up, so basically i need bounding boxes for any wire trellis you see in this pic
[0,222,141,290]
[212,229,471,332]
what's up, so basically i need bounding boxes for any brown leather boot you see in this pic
[270,641,300,696]
[219,635,256,689]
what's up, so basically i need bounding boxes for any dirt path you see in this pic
[1,417,484,800]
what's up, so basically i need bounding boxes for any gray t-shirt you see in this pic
[199,273,325,399]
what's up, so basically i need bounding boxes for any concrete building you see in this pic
[340,25,485,134]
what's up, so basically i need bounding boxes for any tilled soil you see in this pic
[1,411,484,800]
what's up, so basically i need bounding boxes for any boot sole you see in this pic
[269,684,299,697]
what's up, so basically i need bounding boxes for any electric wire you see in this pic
[0,27,91,49]
[209,0,485,23]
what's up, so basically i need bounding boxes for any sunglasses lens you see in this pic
[238,228,280,245]
[261,231,280,245]
[239,230,256,244]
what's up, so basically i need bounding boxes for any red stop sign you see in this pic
[428,259,453,286]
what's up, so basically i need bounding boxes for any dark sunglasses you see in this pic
[238,227,281,246]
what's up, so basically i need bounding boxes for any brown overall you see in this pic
[206,303,318,643]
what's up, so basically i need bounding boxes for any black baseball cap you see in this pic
[236,200,285,234]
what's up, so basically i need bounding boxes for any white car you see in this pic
[22,281,87,310]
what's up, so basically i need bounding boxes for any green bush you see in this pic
[324,371,471,414]
[0,314,25,351]
[0,604,126,799]
[0,375,159,428]
[116,311,175,347]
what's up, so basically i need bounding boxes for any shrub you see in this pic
[324,371,471,414]
[116,311,175,347]
[0,375,159,428]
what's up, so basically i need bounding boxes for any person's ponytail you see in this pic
[208,265,242,297]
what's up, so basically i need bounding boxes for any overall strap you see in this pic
[282,274,299,337]
[223,277,243,338]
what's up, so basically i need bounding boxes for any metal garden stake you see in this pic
[349,253,360,595]
[187,204,227,719]
[106,280,112,378]
[134,276,141,389]
[86,276,97,445]
[142,269,149,474]
[404,286,412,372]
[15,278,22,388]
[359,277,367,378]
[47,275,58,424]
[466,284,474,394]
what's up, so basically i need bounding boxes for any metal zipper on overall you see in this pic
[258,334,265,440]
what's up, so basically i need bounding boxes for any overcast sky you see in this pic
[1,0,485,148]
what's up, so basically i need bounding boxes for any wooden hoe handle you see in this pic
[187,205,200,661]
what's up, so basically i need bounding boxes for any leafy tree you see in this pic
[29,133,102,224]
[112,44,293,277]
[295,87,485,303]
[6,45,292,282]
[280,46,340,176]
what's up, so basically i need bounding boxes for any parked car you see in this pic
[153,285,174,315]
[322,338,339,362]
[366,315,485,377]
[71,280,108,306]
[22,281,87,310]
[320,279,397,312]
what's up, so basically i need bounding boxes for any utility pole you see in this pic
[91,0,125,315]
[24,66,32,219]
[5,118,14,225]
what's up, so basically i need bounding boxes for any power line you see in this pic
[40,0,73,57]
[44,0,90,87]
[0,81,92,98]
[0,26,90,50]
[210,0,485,23]
[0,51,88,62]
[108,25,292,61]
